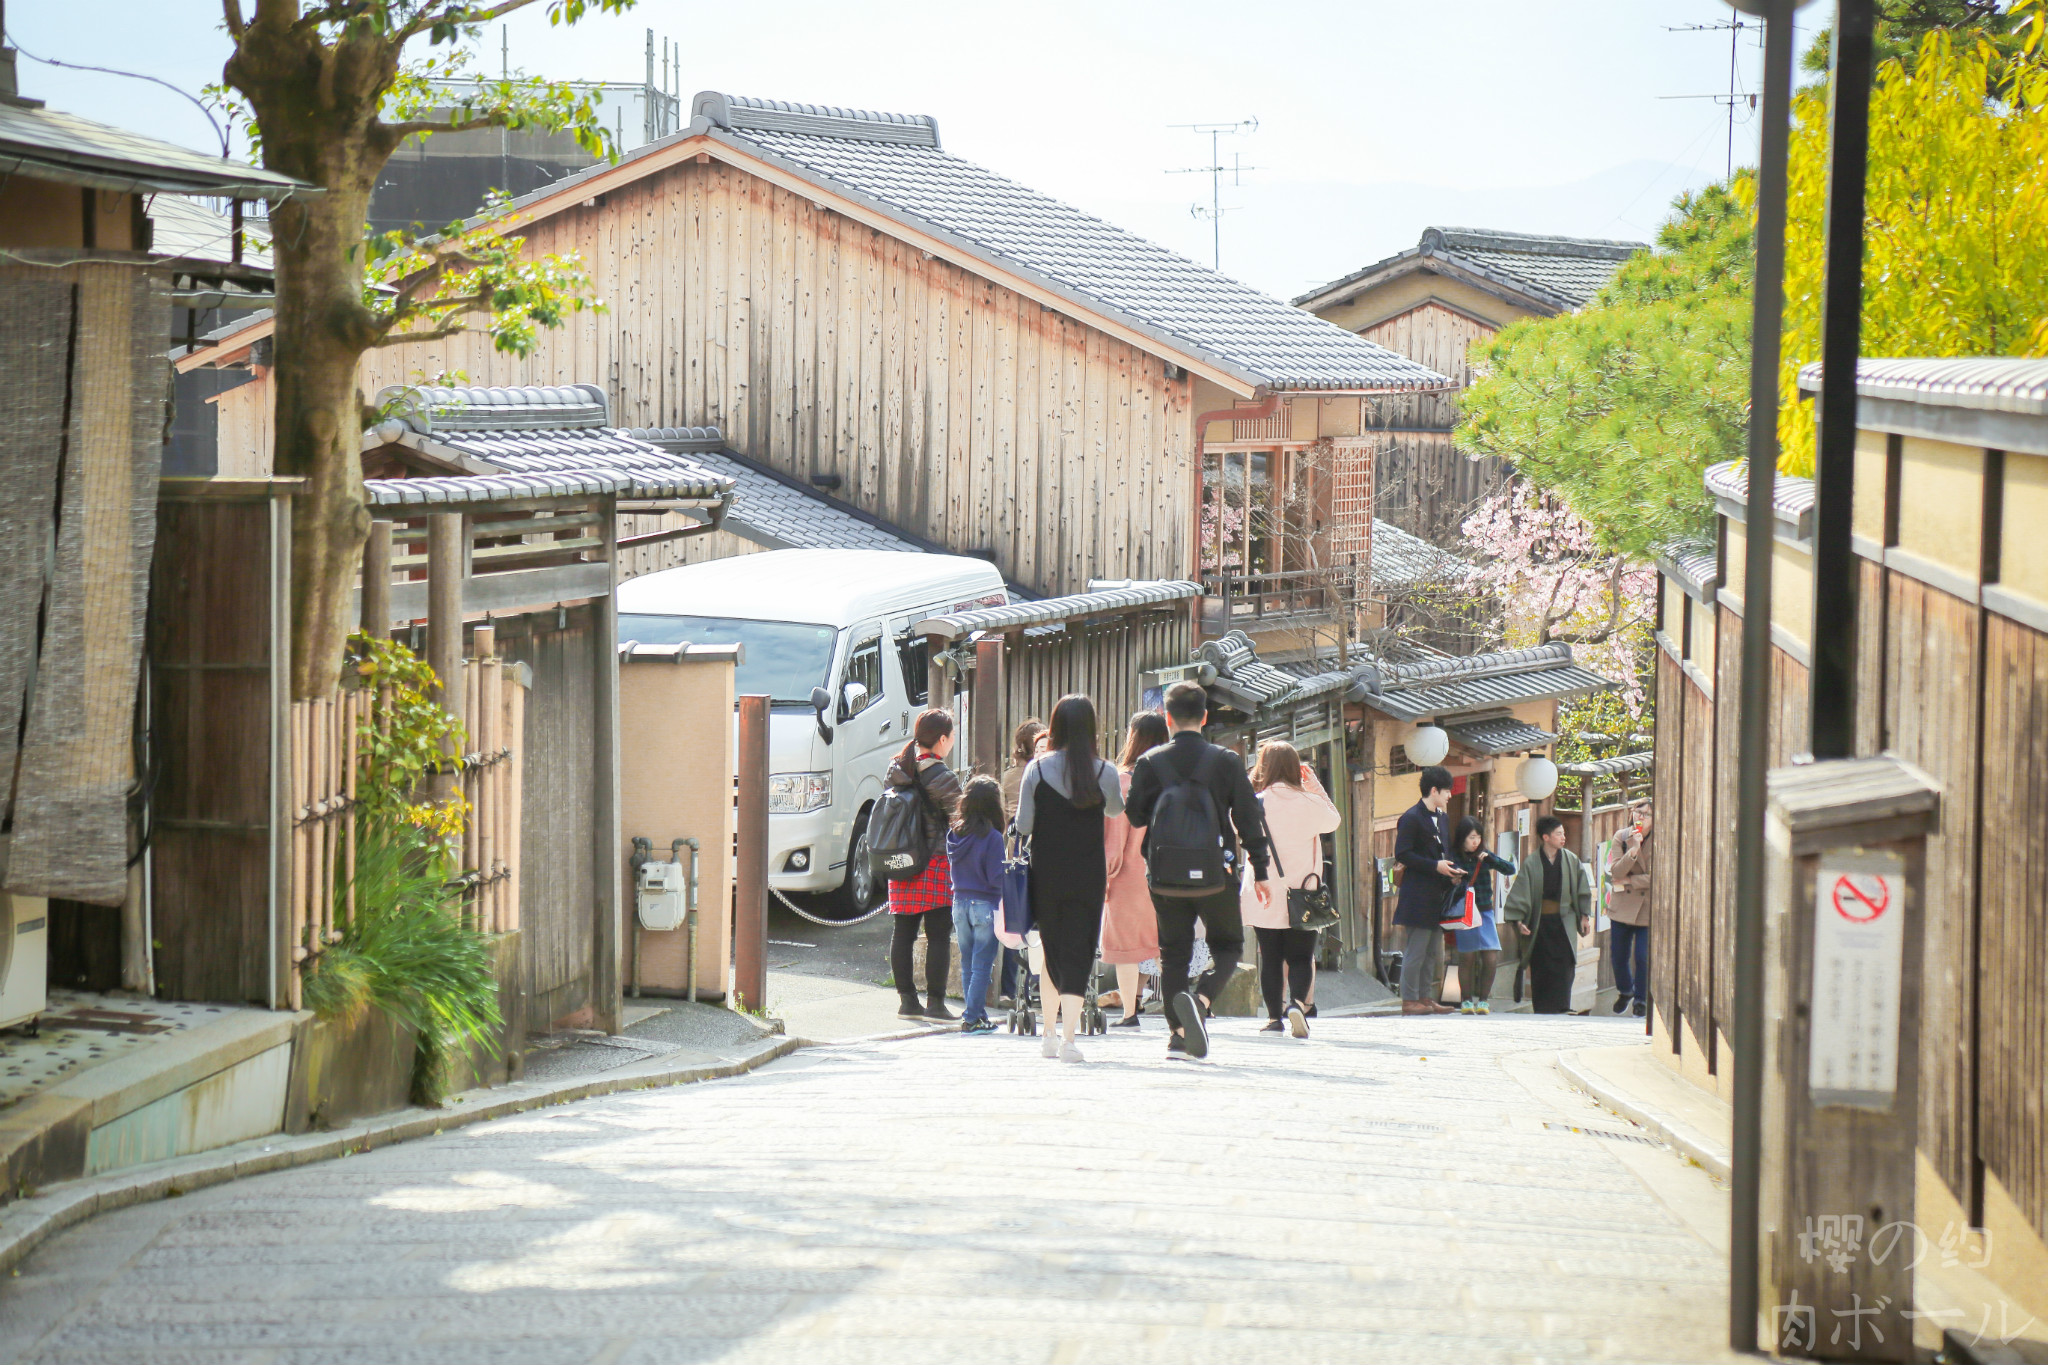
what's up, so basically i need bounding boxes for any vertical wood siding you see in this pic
[1678,661,1716,1061]
[1979,613,2048,1241]
[1359,304,1512,548]
[1650,647,1684,1050]
[354,161,1194,598]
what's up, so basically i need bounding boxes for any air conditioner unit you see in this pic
[0,835,47,1033]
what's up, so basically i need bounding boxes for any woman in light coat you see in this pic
[1240,740,1340,1038]
[1101,711,1167,1026]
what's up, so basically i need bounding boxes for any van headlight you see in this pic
[768,772,832,814]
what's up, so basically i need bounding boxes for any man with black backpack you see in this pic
[1126,681,1271,1058]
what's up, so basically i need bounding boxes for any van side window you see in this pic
[840,633,884,720]
[895,632,930,706]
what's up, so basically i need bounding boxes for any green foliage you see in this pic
[1551,686,1654,810]
[1778,24,2048,474]
[1455,182,1754,557]
[1801,0,2036,88]
[347,631,470,840]
[303,821,504,1107]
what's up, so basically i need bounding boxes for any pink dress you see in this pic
[1100,770,1159,964]
[1240,775,1342,931]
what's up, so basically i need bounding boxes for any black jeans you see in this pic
[1610,921,1649,1002]
[1254,926,1317,1018]
[890,909,952,1003]
[1152,887,1243,1008]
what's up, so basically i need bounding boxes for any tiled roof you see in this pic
[1559,751,1656,778]
[1195,630,1352,714]
[1796,357,2048,414]
[365,385,735,506]
[1372,518,1473,588]
[1704,459,1815,542]
[681,93,1449,394]
[1296,226,1645,315]
[1656,538,1719,599]
[1445,715,1557,755]
[0,98,310,200]
[1353,642,1613,723]
[626,431,930,555]
[915,581,1198,639]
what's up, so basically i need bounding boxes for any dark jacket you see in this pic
[1125,730,1271,880]
[1451,848,1517,916]
[884,751,963,847]
[1392,800,1453,928]
[1502,847,1595,938]
[945,825,1005,900]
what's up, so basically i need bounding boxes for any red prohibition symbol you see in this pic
[1830,873,1890,923]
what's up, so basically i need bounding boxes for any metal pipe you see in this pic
[1808,0,1875,760]
[627,836,650,1000]
[677,837,701,1003]
[1729,1,1797,1351]
[734,695,770,1012]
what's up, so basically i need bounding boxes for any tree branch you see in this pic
[399,0,548,40]
[223,0,246,36]
[380,111,526,142]
[370,319,473,349]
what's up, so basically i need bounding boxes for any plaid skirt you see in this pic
[887,853,952,915]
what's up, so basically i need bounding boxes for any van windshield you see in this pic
[619,615,839,704]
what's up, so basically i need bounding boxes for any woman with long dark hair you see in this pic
[885,709,964,1021]
[1015,694,1123,1061]
[1447,814,1515,1014]
[1101,711,1168,1026]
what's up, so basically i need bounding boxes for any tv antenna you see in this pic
[1664,19,1765,179]
[1169,118,1258,271]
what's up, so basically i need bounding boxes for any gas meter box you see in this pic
[636,860,687,932]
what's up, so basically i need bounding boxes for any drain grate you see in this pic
[1544,1120,1661,1146]
[1346,1119,1444,1138]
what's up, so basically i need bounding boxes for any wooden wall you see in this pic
[352,158,1197,598]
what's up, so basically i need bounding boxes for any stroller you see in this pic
[997,825,1106,1037]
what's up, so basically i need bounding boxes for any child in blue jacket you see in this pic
[946,776,1007,1033]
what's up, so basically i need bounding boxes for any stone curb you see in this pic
[0,1033,805,1279]
[1555,1048,1732,1181]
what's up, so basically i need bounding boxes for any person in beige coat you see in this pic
[1101,711,1168,1026]
[1241,740,1340,1038]
[1606,802,1652,1018]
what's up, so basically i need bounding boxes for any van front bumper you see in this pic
[767,807,849,893]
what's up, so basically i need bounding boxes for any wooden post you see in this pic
[361,520,393,638]
[926,631,953,711]
[972,633,1005,780]
[426,512,464,810]
[734,692,770,1013]
[1759,755,1939,1361]
[590,501,622,1033]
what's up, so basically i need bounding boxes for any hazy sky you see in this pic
[10,1,1819,297]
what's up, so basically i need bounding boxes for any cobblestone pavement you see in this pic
[0,1015,1743,1365]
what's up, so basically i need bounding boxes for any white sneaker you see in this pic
[1041,1035,1059,1058]
[1059,1042,1086,1063]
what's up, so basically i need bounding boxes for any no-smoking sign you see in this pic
[1810,858,1906,1107]
[1829,873,1890,923]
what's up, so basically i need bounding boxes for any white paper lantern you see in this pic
[1517,755,1560,802]
[1406,724,1450,767]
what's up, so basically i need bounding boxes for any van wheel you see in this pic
[825,805,883,919]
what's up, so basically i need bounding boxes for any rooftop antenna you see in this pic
[1664,19,1765,179]
[1168,117,1258,272]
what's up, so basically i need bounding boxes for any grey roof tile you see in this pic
[1296,226,1645,313]
[1655,538,1719,599]
[623,435,926,555]
[1559,751,1656,778]
[1445,715,1557,755]
[1372,519,1473,588]
[0,98,310,200]
[687,95,1449,394]
[1704,458,1814,541]
[1796,357,2048,414]
[916,581,1198,639]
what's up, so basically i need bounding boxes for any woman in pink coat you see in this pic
[1241,740,1341,1038]
[1100,711,1168,1026]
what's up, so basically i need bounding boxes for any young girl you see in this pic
[1241,741,1340,1038]
[1449,814,1516,1014]
[946,776,1007,1034]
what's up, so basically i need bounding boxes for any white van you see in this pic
[617,548,1007,916]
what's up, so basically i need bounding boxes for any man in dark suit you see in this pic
[1392,765,1459,1015]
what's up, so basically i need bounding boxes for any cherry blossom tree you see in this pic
[1459,489,1655,712]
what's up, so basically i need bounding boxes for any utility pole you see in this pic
[1665,19,1765,178]
[1168,118,1258,271]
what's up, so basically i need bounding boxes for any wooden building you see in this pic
[1649,357,2048,1318]
[1295,228,1644,547]
[178,90,1448,645]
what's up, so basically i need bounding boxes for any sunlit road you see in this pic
[0,1014,1741,1365]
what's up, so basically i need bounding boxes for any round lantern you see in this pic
[1406,724,1450,767]
[1517,755,1560,802]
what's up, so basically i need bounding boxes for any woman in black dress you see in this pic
[1015,694,1123,1062]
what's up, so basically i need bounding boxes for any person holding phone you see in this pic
[1447,815,1516,1014]
[1606,801,1653,1018]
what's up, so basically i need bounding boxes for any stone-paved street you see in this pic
[0,1015,1741,1365]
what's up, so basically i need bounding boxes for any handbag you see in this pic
[1441,885,1478,931]
[1269,843,1339,933]
[1000,824,1033,938]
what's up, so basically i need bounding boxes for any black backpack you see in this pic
[868,765,939,882]
[1144,744,1230,897]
